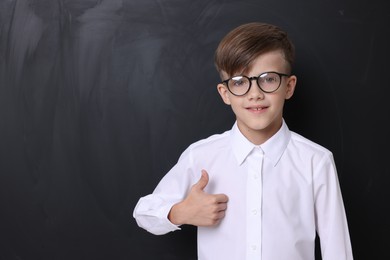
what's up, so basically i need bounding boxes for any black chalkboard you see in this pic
[0,0,389,259]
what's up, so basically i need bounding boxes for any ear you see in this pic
[285,75,297,100]
[217,83,231,105]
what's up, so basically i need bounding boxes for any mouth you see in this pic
[247,106,268,112]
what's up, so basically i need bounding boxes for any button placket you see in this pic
[246,147,264,259]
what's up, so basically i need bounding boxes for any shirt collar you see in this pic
[231,119,291,167]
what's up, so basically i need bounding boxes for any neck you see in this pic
[237,120,283,145]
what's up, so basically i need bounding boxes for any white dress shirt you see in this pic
[133,120,353,260]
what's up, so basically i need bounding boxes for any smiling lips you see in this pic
[247,105,268,112]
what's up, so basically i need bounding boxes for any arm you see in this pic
[314,153,353,260]
[133,146,228,235]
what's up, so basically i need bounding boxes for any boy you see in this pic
[133,22,353,260]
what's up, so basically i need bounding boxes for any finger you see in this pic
[216,202,228,211]
[214,194,229,203]
[193,169,209,191]
[216,210,226,219]
[211,210,227,224]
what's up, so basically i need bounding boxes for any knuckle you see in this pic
[210,196,219,204]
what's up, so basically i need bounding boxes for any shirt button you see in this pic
[251,245,257,251]
[252,209,257,215]
[253,174,259,179]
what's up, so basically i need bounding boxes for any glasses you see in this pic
[222,71,290,96]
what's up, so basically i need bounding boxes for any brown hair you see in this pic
[214,22,295,78]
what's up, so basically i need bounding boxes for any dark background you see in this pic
[0,0,389,259]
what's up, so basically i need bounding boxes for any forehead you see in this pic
[220,50,289,79]
[220,50,289,80]
[245,50,288,76]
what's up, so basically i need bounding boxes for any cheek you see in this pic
[270,95,287,109]
[229,99,243,114]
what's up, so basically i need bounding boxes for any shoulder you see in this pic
[286,131,338,176]
[178,128,232,160]
[289,131,333,158]
[188,129,231,152]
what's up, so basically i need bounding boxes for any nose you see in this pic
[247,78,264,100]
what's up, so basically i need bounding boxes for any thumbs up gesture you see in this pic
[168,170,229,227]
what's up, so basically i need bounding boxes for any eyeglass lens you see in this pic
[227,72,282,95]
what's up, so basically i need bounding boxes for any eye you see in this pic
[230,76,247,87]
[259,73,279,85]
[268,77,276,82]
[265,76,277,83]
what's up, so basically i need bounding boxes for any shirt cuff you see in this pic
[161,203,182,231]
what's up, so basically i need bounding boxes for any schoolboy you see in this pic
[133,22,353,260]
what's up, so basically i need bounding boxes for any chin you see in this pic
[245,119,281,133]
[251,124,272,132]
[242,121,271,132]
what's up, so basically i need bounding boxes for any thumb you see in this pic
[194,169,209,191]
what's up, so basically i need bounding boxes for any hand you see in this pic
[168,170,229,227]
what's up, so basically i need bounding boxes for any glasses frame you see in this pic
[221,71,290,96]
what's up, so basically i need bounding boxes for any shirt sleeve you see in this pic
[133,147,196,235]
[314,152,354,260]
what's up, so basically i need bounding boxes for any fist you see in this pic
[168,170,229,226]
